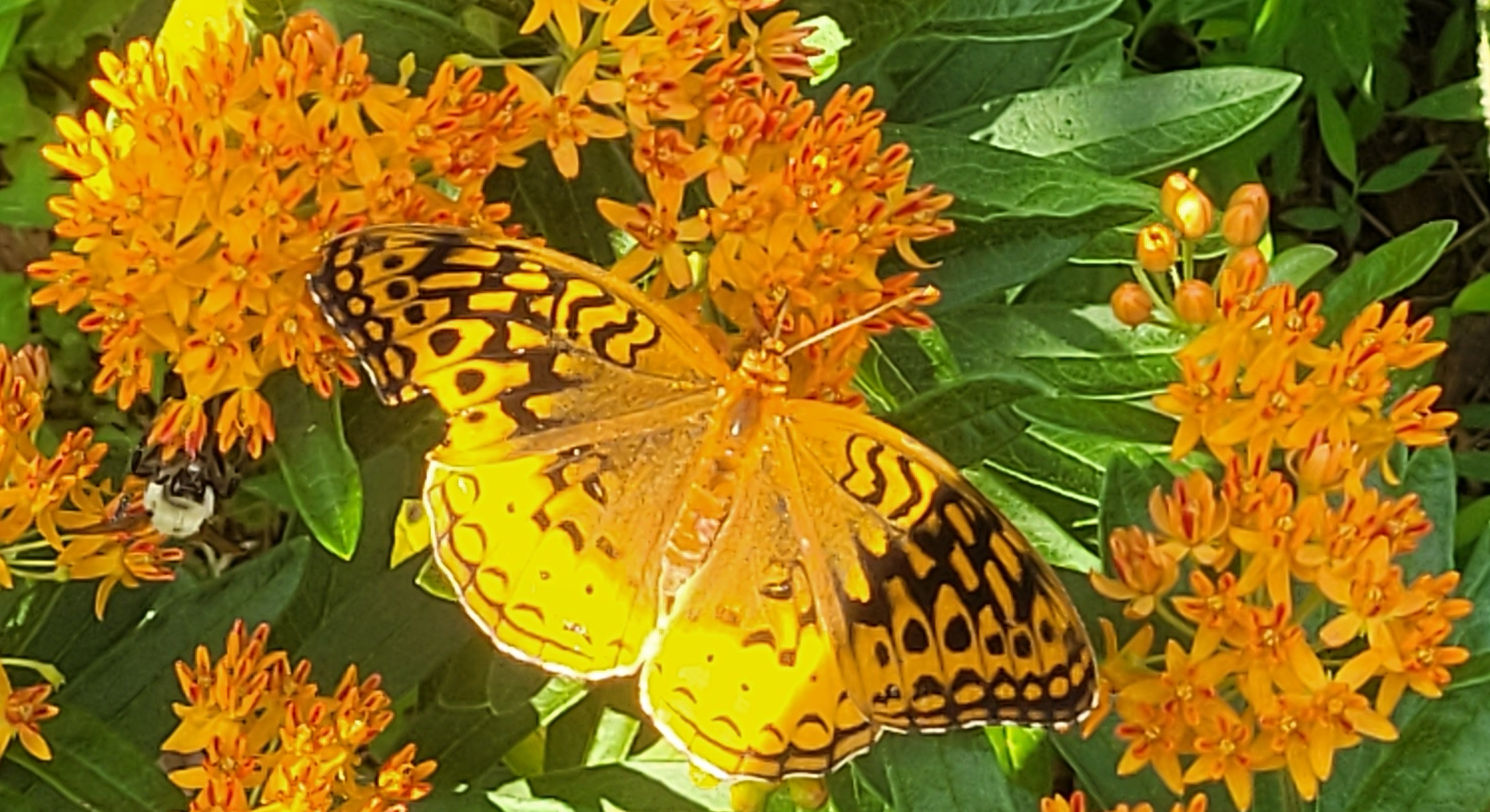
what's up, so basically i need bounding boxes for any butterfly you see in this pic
[309,224,1096,780]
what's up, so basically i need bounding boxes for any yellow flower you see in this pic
[598,177,710,285]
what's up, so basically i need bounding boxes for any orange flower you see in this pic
[32,13,535,458]
[1091,527,1178,619]
[1182,710,1265,810]
[597,177,710,285]
[506,51,628,179]
[164,621,435,811]
[0,667,58,762]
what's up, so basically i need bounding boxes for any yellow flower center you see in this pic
[1219,738,1236,755]
[230,264,249,281]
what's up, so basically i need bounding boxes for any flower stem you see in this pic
[0,657,65,687]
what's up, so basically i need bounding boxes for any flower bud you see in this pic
[1159,172,1192,219]
[1227,182,1270,223]
[1135,223,1178,273]
[786,778,829,810]
[1160,173,1214,240]
[1174,279,1217,324]
[730,781,771,812]
[1221,202,1260,246]
[1111,282,1152,327]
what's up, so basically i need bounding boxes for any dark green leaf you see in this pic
[0,71,47,145]
[890,375,1038,467]
[17,0,142,67]
[304,0,509,85]
[1266,243,1337,289]
[1450,274,1490,313]
[1457,450,1490,482]
[965,466,1100,571]
[956,67,1301,176]
[59,539,311,752]
[1012,397,1176,446]
[881,732,1036,812]
[510,138,642,266]
[1315,88,1357,181]
[1453,497,1490,554]
[0,143,67,228]
[1397,79,1483,122]
[927,214,1133,302]
[789,0,950,65]
[1339,681,1490,812]
[1278,206,1344,231]
[1319,220,1456,340]
[1360,145,1444,194]
[893,125,1156,220]
[0,272,26,348]
[0,706,182,810]
[1397,446,1455,578]
[265,376,363,559]
[919,0,1120,41]
[490,745,729,811]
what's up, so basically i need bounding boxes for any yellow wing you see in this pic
[641,397,1096,780]
[312,225,730,677]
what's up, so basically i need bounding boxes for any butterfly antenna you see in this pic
[781,286,939,358]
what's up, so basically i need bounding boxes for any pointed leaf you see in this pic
[1319,220,1456,341]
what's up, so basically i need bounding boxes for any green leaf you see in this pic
[17,0,142,68]
[0,272,26,348]
[1397,445,1455,578]
[958,67,1301,176]
[1318,220,1456,340]
[510,138,643,266]
[57,539,311,752]
[1278,206,1344,231]
[1457,450,1490,482]
[1267,243,1337,289]
[893,125,1157,220]
[0,71,50,145]
[1012,397,1177,446]
[1360,145,1444,194]
[0,705,182,810]
[918,0,1121,41]
[0,14,24,88]
[1315,88,1357,181]
[964,466,1100,571]
[1455,495,1490,551]
[1397,79,1483,122]
[303,0,509,85]
[1338,681,1490,812]
[490,743,729,812]
[1096,454,1168,543]
[789,0,950,65]
[0,143,67,228]
[880,732,1036,812]
[264,375,363,559]
[1451,274,1490,313]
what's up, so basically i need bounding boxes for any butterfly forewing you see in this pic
[313,225,730,677]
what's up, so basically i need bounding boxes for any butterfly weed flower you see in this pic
[164,620,436,811]
[469,0,950,402]
[0,659,60,763]
[1042,790,1210,812]
[1090,178,1465,809]
[29,12,539,461]
[0,344,182,617]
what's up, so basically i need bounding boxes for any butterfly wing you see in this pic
[641,397,1096,779]
[313,225,730,677]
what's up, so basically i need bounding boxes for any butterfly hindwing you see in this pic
[781,399,1098,732]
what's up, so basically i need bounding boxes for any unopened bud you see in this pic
[1174,279,1217,324]
[786,777,829,810]
[1227,183,1270,223]
[1135,223,1178,272]
[1111,282,1153,327]
[1221,184,1269,248]
[730,781,772,812]
[1159,173,1214,241]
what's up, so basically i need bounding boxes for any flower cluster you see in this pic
[1091,177,1467,809]
[1042,790,1208,812]
[496,0,954,399]
[29,13,538,460]
[0,344,183,618]
[163,620,435,811]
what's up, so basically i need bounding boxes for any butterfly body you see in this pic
[311,224,1096,780]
